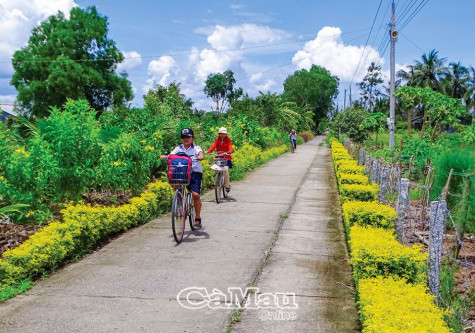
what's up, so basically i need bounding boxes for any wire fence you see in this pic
[344,140,475,329]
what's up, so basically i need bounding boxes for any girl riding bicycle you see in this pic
[207,127,234,193]
[168,128,204,229]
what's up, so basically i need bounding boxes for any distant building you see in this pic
[0,110,15,122]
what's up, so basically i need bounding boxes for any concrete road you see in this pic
[0,136,359,333]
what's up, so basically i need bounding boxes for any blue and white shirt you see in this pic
[170,144,203,173]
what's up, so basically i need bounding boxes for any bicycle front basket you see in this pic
[167,154,192,185]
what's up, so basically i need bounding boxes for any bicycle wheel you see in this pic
[171,190,186,243]
[222,172,227,198]
[290,142,295,153]
[215,172,222,204]
[188,192,197,230]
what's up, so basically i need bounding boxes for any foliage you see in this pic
[204,70,243,113]
[339,184,379,203]
[332,107,370,143]
[283,64,339,129]
[358,276,450,333]
[10,6,132,118]
[358,62,384,111]
[342,201,397,229]
[430,148,475,233]
[349,225,427,284]
[0,181,173,298]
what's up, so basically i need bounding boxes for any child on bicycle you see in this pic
[289,129,297,151]
[206,127,234,193]
[169,128,204,229]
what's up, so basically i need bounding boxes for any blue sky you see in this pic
[1,0,474,113]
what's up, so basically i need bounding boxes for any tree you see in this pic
[144,81,193,118]
[441,62,470,99]
[283,65,339,129]
[363,112,387,145]
[11,6,133,118]
[411,49,448,92]
[203,70,243,113]
[358,62,384,111]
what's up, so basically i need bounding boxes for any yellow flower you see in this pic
[140,140,146,143]
[25,211,34,218]
[146,146,155,151]
[113,161,120,166]
[0,176,4,180]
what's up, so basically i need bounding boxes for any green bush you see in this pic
[332,107,370,143]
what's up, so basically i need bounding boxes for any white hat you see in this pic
[217,127,228,134]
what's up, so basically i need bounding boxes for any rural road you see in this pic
[0,136,359,333]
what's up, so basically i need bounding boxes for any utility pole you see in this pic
[389,0,397,149]
[349,86,352,107]
[344,89,347,109]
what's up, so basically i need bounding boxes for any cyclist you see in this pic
[169,128,204,229]
[207,127,234,193]
[289,129,297,151]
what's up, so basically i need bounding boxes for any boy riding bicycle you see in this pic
[207,127,234,192]
[168,128,204,229]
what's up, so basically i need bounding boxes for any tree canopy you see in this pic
[203,70,243,113]
[282,65,339,128]
[11,6,133,118]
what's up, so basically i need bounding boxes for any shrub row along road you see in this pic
[0,136,358,333]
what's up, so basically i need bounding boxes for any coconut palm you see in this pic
[411,49,448,92]
[441,62,470,99]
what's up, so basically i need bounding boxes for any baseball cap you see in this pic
[181,128,194,137]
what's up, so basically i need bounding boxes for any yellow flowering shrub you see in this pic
[338,173,369,186]
[0,181,173,298]
[358,276,450,333]
[334,159,358,172]
[339,183,379,203]
[349,225,427,284]
[337,164,366,176]
[342,201,397,229]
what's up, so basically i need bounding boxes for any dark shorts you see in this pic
[227,160,233,169]
[187,172,202,194]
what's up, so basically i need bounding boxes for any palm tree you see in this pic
[441,62,470,99]
[411,49,448,92]
[463,65,475,119]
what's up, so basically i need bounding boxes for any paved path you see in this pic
[0,136,358,333]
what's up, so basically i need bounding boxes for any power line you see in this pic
[399,31,425,53]
[349,0,383,86]
[1,25,385,65]
[399,0,430,32]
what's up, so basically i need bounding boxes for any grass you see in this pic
[0,280,33,302]
[439,260,474,332]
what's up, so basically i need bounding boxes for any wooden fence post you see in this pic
[396,178,410,243]
[428,200,447,300]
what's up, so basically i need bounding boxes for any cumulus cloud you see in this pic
[292,26,384,82]
[117,51,142,73]
[143,23,289,107]
[143,56,177,93]
[0,0,77,93]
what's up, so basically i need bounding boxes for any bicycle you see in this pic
[290,139,296,153]
[163,155,198,243]
[207,152,231,204]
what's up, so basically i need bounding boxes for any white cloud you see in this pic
[142,23,291,109]
[230,4,246,9]
[117,51,142,73]
[143,56,177,93]
[0,0,77,85]
[292,26,384,82]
